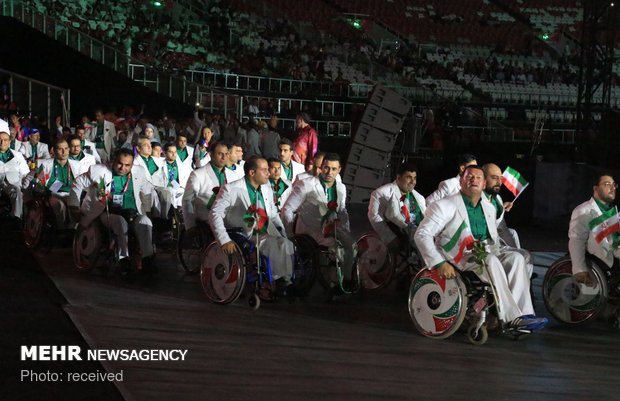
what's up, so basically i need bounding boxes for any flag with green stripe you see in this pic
[502,166,529,197]
[442,220,475,264]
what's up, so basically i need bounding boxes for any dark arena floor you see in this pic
[3,206,620,401]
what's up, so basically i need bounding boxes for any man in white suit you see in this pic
[279,138,305,183]
[268,158,291,212]
[68,135,97,175]
[157,143,192,209]
[134,137,173,218]
[225,142,245,179]
[414,165,547,331]
[426,153,477,205]
[88,109,116,163]
[24,138,81,227]
[209,156,295,289]
[569,173,620,284]
[294,151,325,182]
[76,125,101,163]
[69,149,158,271]
[175,132,194,170]
[182,142,237,231]
[482,163,533,278]
[19,128,51,168]
[368,161,426,250]
[9,126,23,152]
[281,153,355,282]
[0,121,30,218]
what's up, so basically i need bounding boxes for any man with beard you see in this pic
[482,163,533,277]
[68,134,97,175]
[414,165,547,332]
[569,173,620,284]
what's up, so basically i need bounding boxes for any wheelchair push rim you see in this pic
[23,199,46,248]
[201,241,246,304]
[72,222,102,271]
[542,255,608,325]
[408,267,468,339]
[355,232,394,291]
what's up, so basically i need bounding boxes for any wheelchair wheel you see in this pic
[170,207,183,245]
[542,255,608,325]
[178,225,210,274]
[408,268,468,339]
[73,222,103,272]
[292,235,318,295]
[356,232,394,292]
[467,325,488,346]
[316,248,339,290]
[23,199,46,249]
[200,241,246,304]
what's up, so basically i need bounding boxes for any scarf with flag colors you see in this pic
[441,220,475,264]
[589,206,620,249]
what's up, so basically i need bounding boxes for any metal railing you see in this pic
[1,1,234,111]
[457,125,575,144]
[0,68,70,129]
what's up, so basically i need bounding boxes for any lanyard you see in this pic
[111,173,131,194]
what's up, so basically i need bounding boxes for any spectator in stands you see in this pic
[292,112,317,167]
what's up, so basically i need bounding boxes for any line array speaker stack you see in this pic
[343,85,411,203]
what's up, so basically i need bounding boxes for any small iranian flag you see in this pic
[442,221,475,264]
[589,207,620,246]
[502,166,529,197]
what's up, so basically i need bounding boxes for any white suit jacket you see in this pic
[177,145,194,169]
[19,141,51,161]
[226,161,245,180]
[69,164,158,226]
[209,178,286,246]
[81,139,101,163]
[182,163,238,219]
[72,152,97,176]
[414,192,499,268]
[281,160,305,184]
[23,158,81,191]
[426,175,460,205]
[133,155,166,187]
[368,181,427,244]
[10,139,23,152]
[158,160,192,188]
[0,149,30,185]
[281,176,350,237]
[193,145,211,168]
[86,120,116,155]
[568,197,616,273]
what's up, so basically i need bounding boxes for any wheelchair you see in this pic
[408,266,531,345]
[72,212,144,275]
[542,254,620,327]
[151,206,183,253]
[177,219,213,274]
[23,186,73,250]
[200,230,316,309]
[294,233,360,301]
[355,228,423,292]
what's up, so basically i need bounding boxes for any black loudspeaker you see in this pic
[345,86,411,203]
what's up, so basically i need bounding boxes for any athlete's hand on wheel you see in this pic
[438,262,456,280]
[221,241,236,254]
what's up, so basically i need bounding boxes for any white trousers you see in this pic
[2,183,23,218]
[254,233,294,283]
[99,213,153,259]
[458,249,533,323]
